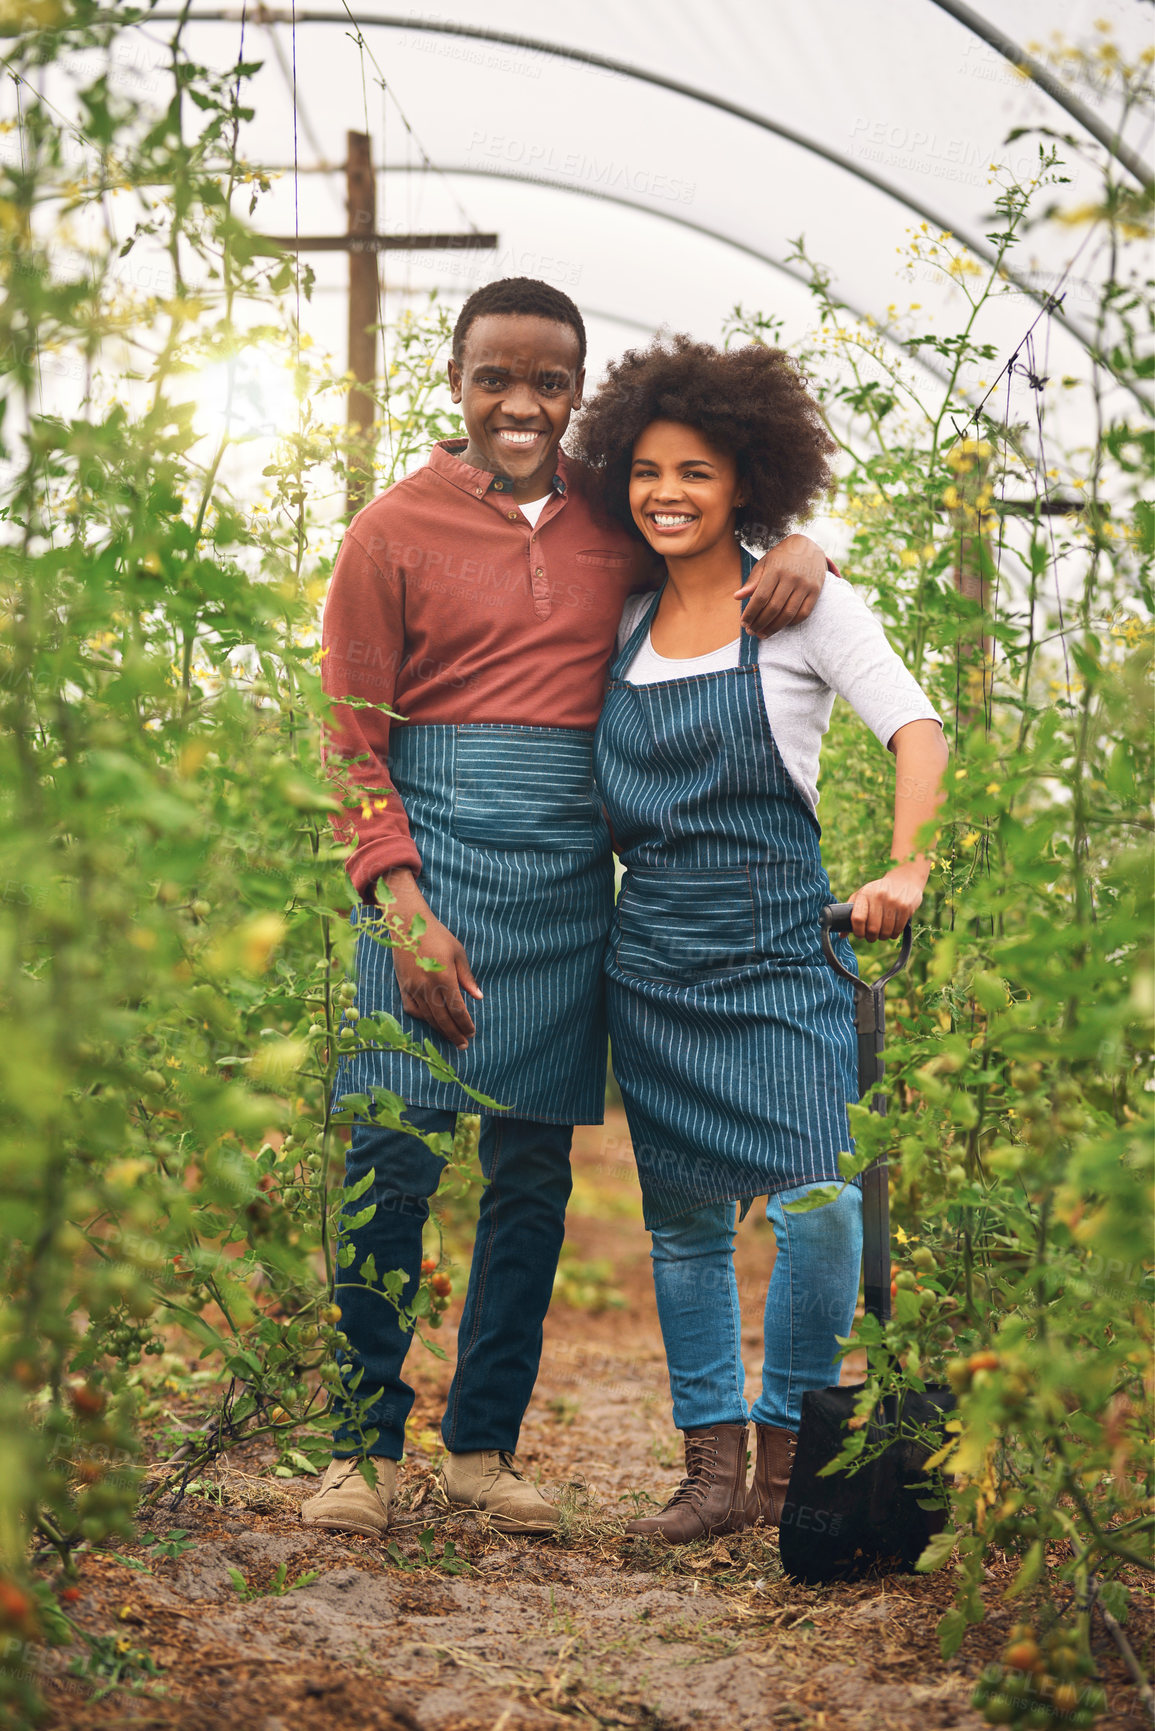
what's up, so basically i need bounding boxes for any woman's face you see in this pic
[628,420,745,558]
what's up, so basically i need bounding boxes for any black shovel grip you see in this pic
[820,902,913,989]
[821,901,856,933]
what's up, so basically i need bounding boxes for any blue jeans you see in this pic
[331,1108,573,1460]
[647,1182,863,1433]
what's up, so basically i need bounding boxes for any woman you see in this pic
[574,338,947,1542]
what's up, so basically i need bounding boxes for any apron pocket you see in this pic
[453,727,601,851]
[616,868,756,984]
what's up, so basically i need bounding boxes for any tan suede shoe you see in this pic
[300,1455,396,1538]
[439,1449,559,1534]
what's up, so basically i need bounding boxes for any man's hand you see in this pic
[849,862,928,942]
[736,532,830,637]
[379,869,482,1050]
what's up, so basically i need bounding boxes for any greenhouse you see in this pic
[0,3,1150,1728]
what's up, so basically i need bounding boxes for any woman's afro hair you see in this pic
[572,334,836,549]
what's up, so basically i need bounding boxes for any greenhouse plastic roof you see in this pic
[124,0,1151,397]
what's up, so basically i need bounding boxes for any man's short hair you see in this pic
[452,277,587,368]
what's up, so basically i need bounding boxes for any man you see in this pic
[302,278,832,1539]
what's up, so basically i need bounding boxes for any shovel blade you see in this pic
[779,1383,956,1584]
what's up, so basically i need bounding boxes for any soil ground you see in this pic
[30,1113,1152,1731]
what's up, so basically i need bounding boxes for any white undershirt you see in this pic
[518,495,550,527]
[617,573,941,814]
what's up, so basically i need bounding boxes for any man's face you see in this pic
[448,314,585,502]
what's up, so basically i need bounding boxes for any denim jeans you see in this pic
[331,1107,573,1460]
[647,1182,863,1433]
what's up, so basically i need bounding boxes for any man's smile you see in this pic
[493,428,546,449]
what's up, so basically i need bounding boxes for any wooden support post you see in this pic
[346,130,377,518]
[261,138,497,517]
[949,441,994,723]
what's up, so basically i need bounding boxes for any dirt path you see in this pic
[32,1114,1149,1731]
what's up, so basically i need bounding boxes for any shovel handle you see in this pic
[820,902,913,990]
[820,901,917,1327]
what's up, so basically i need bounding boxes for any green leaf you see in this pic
[783,1184,843,1213]
[1097,1580,1130,1622]
[937,1607,968,1660]
[1003,1540,1044,1600]
[342,1203,377,1232]
[916,1527,958,1573]
[342,1165,376,1203]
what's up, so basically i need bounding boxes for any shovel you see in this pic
[776,901,954,1584]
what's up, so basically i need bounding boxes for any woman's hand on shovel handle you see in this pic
[849,864,929,941]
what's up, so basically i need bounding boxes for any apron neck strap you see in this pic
[738,545,760,666]
[615,584,663,672]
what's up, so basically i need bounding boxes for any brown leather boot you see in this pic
[625,1423,747,1544]
[744,1423,798,1528]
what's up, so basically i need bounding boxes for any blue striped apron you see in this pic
[336,724,613,1125]
[595,567,860,1217]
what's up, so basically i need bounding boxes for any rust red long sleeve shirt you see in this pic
[321,439,655,898]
